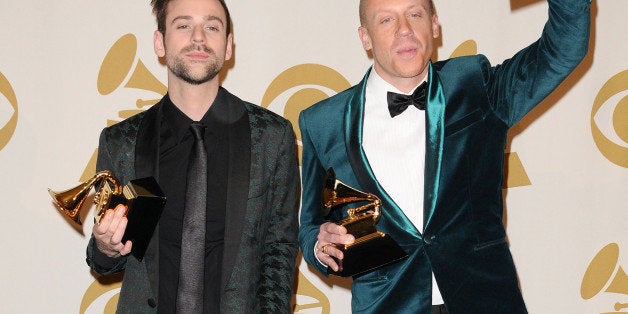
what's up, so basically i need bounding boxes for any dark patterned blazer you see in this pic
[86,87,300,313]
[298,0,590,313]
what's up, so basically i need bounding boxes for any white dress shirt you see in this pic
[362,68,444,305]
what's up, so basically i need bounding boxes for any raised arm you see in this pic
[485,0,591,127]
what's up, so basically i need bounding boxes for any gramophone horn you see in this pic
[319,167,406,277]
[124,59,167,96]
[322,168,378,215]
[48,171,121,225]
[97,33,166,97]
[581,243,628,299]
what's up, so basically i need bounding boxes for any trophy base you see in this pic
[118,177,166,261]
[330,232,408,277]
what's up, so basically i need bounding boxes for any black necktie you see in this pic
[176,122,207,313]
[387,81,428,118]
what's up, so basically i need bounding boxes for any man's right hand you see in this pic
[93,204,132,258]
[315,222,355,272]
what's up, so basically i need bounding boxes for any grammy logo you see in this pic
[97,33,167,120]
[0,71,18,152]
[81,33,168,182]
[581,243,628,313]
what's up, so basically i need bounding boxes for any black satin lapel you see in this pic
[133,98,163,299]
[135,100,162,180]
[221,93,249,291]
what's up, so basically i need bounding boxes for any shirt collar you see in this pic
[367,66,427,95]
[162,87,229,143]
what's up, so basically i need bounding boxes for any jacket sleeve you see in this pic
[85,128,128,274]
[259,120,301,313]
[484,0,591,127]
[297,110,330,276]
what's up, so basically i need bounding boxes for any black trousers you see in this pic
[432,304,448,314]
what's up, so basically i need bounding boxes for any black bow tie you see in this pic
[387,81,427,118]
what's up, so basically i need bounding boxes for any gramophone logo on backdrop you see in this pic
[0,71,18,152]
[260,63,352,165]
[581,243,628,313]
[591,70,628,168]
[79,33,167,182]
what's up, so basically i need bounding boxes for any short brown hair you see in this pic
[359,0,435,25]
[150,0,231,35]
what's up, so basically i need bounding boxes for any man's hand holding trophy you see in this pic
[318,168,407,277]
[48,171,165,260]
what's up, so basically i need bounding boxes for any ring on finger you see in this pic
[321,244,329,254]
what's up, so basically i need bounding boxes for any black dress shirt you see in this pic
[157,89,236,313]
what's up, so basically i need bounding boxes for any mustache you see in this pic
[181,44,214,55]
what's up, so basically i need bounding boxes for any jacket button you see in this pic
[147,298,157,308]
[424,235,436,245]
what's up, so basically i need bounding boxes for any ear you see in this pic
[358,26,372,51]
[154,30,165,57]
[431,14,440,39]
[224,33,234,61]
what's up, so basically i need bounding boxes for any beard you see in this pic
[167,44,222,85]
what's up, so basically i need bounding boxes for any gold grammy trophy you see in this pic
[323,168,407,277]
[49,170,166,260]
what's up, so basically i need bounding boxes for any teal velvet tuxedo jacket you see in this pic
[86,88,300,313]
[298,1,590,313]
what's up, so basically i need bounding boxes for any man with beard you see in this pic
[85,0,300,312]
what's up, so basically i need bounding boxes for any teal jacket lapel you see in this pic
[343,64,447,238]
[343,67,422,239]
[423,62,445,230]
[344,68,378,194]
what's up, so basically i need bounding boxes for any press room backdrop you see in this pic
[0,0,625,313]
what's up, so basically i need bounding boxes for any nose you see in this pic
[191,25,206,44]
[395,17,412,38]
